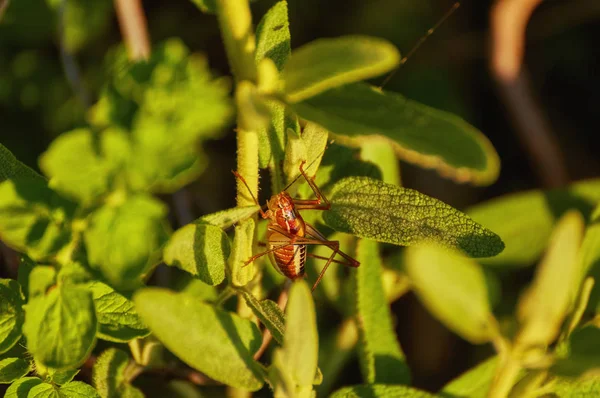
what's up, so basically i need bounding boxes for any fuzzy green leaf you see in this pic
[134,288,264,390]
[189,0,215,13]
[23,285,97,369]
[330,384,436,398]
[200,205,260,229]
[291,83,499,185]
[0,358,31,383]
[516,211,584,348]
[284,121,328,188]
[0,143,44,183]
[440,356,498,398]
[163,223,229,285]
[552,326,600,377]
[0,179,75,260]
[283,280,318,392]
[39,128,130,204]
[84,195,169,289]
[28,265,56,300]
[323,177,504,257]
[58,381,100,397]
[240,290,285,345]
[468,179,600,267]
[354,239,410,384]
[25,381,58,397]
[283,37,399,103]
[0,279,24,354]
[93,348,143,398]
[228,218,257,287]
[361,138,401,186]
[405,244,498,344]
[86,281,149,342]
[549,376,600,397]
[5,377,44,398]
[46,368,79,385]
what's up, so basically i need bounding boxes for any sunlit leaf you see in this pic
[200,205,260,229]
[0,143,44,183]
[134,288,264,390]
[0,279,24,354]
[549,375,600,397]
[516,211,584,348]
[23,285,97,369]
[163,222,230,285]
[323,177,504,257]
[228,218,257,287]
[58,381,100,397]
[330,384,436,398]
[86,281,149,343]
[46,367,79,385]
[5,377,44,398]
[361,137,400,186]
[28,266,56,301]
[0,179,75,260]
[440,356,498,398]
[0,357,31,383]
[240,289,285,345]
[283,37,399,102]
[405,244,498,344]
[291,83,499,185]
[354,239,410,384]
[468,179,600,267]
[84,194,169,289]
[93,348,143,398]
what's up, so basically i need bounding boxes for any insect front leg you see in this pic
[292,160,331,211]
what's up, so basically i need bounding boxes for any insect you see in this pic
[233,160,360,291]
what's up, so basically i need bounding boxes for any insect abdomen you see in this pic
[267,230,307,280]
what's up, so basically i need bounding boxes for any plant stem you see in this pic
[488,352,522,398]
[114,0,151,61]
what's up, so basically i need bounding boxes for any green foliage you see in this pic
[0,279,25,354]
[440,356,499,398]
[324,176,505,257]
[330,384,436,397]
[93,348,144,398]
[0,143,44,183]
[240,289,286,344]
[228,218,257,287]
[200,205,260,229]
[0,358,31,383]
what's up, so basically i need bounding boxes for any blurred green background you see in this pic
[1,0,599,392]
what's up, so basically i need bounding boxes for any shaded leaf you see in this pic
[16,255,36,300]
[353,239,410,384]
[0,143,44,183]
[283,37,399,102]
[86,281,149,342]
[549,375,600,397]
[291,83,499,185]
[516,211,584,348]
[0,178,75,260]
[405,244,498,344]
[23,285,97,369]
[200,205,259,229]
[84,195,169,289]
[330,384,436,398]
[134,288,264,390]
[579,205,600,311]
[440,356,498,398]
[239,290,285,345]
[323,177,504,257]
[163,223,229,285]
[552,326,600,377]
[0,357,31,383]
[93,348,143,398]
[4,376,43,397]
[0,279,24,354]
[468,179,600,267]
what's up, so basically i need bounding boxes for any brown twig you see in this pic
[490,0,568,188]
[253,285,289,361]
[114,0,151,61]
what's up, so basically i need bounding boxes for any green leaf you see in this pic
[282,280,318,392]
[0,178,75,260]
[552,326,600,377]
[28,265,56,300]
[361,137,401,186]
[189,0,215,13]
[134,287,264,390]
[467,179,600,267]
[86,281,149,342]
[291,83,499,185]
[353,239,410,384]
[228,218,257,287]
[5,377,44,397]
[93,348,143,398]
[23,285,97,369]
[85,195,169,289]
[283,121,328,189]
[330,384,436,398]
[26,382,58,397]
[579,205,600,311]
[440,356,499,398]
[39,128,130,204]
[405,244,498,344]
[47,368,79,385]
[549,375,600,397]
[0,279,24,354]
[256,1,291,72]
[17,255,36,299]
[163,222,230,285]
[516,211,584,348]
[59,381,100,397]
[0,358,31,383]
[172,273,218,302]
[283,37,400,102]
[200,205,260,229]
[323,177,505,258]
[0,143,44,183]
[239,290,285,345]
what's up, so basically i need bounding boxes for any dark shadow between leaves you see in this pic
[544,189,596,223]
[372,353,411,385]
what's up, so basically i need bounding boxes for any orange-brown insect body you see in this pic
[264,192,307,280]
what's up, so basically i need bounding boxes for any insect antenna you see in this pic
[232,170,269,217]
[281,140,333,193]
[379,1,460,89]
